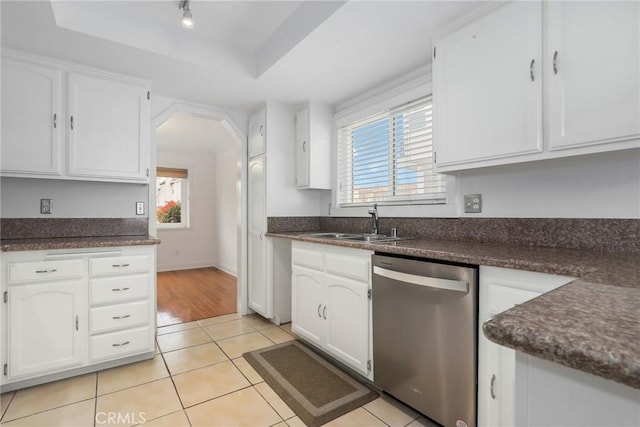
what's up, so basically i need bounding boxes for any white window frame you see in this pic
[156,168,190,229]
[332,80,457,218]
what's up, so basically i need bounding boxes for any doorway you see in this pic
[151,102,247,326]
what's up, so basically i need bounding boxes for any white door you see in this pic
[7,281,85,380]
[291,266,324,347]
[248,155,269,317]
[434,1,542,168]
[67,72,149,181]
[545,1,640,150]
[1,58,63,175]
[324,274,369,376]
[295,107,310,188]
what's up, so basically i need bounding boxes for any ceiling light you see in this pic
[179,0,194,29]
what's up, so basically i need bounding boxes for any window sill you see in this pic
[330,203,458,218]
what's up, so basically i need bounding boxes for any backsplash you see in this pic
[1,218,149,239]
[268,217,640,254]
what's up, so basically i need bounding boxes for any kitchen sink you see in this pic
[308,232,360,239]
[307,232,406,242]
[342,234,404,242]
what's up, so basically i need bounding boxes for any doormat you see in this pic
[243,340,378,427]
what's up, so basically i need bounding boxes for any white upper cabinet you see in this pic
[434,1,542,168]
[295,102,331,190]
[67,72,150,181]
[433,1,640,173]
[249,108,266,158]
[1,58,63,176]
[0,51,150,183]
[544,1,640,150]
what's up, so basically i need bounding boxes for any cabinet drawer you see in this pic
[90,255,150,276]
[326,255,370,282]
[292,249,324,271]
[90,326,151,362]
[90,274,149,304]
[7,259,83,284]
[90,300,149,334]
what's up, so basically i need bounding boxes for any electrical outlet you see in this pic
[464,194,482,213]
[40,199,52,215]
[136,202,145,215]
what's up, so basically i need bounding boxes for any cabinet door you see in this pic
[325,274,370,376]
[1,58,63,176]
[479,284,538,427]
[478,266,573,427]
[291,266,325,347]
[7,281,85,379]
[545,1,640,150]
[249,108,266,158]
[295,107,310,188]
[248,156,270,317]
[67,72,150,181]
[434,1,542,169]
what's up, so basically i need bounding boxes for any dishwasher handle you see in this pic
[373,266,468,293]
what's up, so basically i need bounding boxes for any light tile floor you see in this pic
[0,314,433,427]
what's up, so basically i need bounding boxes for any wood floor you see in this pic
[157,267,237,327]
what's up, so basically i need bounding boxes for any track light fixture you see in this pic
[179,0,194,29]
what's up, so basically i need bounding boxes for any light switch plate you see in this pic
[136,202,145,215]
[464,194,482,213]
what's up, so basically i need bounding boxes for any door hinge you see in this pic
[3,291,7,303]
[433,46,436,59]
[147,91,150,100]
[3,363,7,376]
[367,289,372,300]
[367,360,371,371]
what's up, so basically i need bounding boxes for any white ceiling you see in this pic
[1,0,484,113]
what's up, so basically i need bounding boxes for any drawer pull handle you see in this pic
[317,304,322,318]
[490,374,497,399]
[111,287,130,292]
[112,314,131,320]
[35,269,58,274]
[112,341,130,347]
[323,305,327,320]
[112,263,130,268]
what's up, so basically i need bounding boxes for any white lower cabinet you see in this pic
[478,266,574,427]
[7,280,86,380]
[1,245,156,391]
[291,241,373,379]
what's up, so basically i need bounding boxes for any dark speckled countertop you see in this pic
[268,231,640,390]
[1,235,160,251]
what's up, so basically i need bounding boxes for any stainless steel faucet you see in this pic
[368,203,379,235]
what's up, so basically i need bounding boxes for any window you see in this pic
[156,167,188,228]
[337,95,445,207]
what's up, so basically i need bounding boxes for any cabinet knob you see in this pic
[529,59,535,82]
[553,50,559,75]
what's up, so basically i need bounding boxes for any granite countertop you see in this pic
[1,235,161,252]
[268,231,640,390]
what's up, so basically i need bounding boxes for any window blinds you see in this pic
[157,167,188,179]
[337,95,445,207]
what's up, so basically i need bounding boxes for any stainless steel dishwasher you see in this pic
[372,254,478,427]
